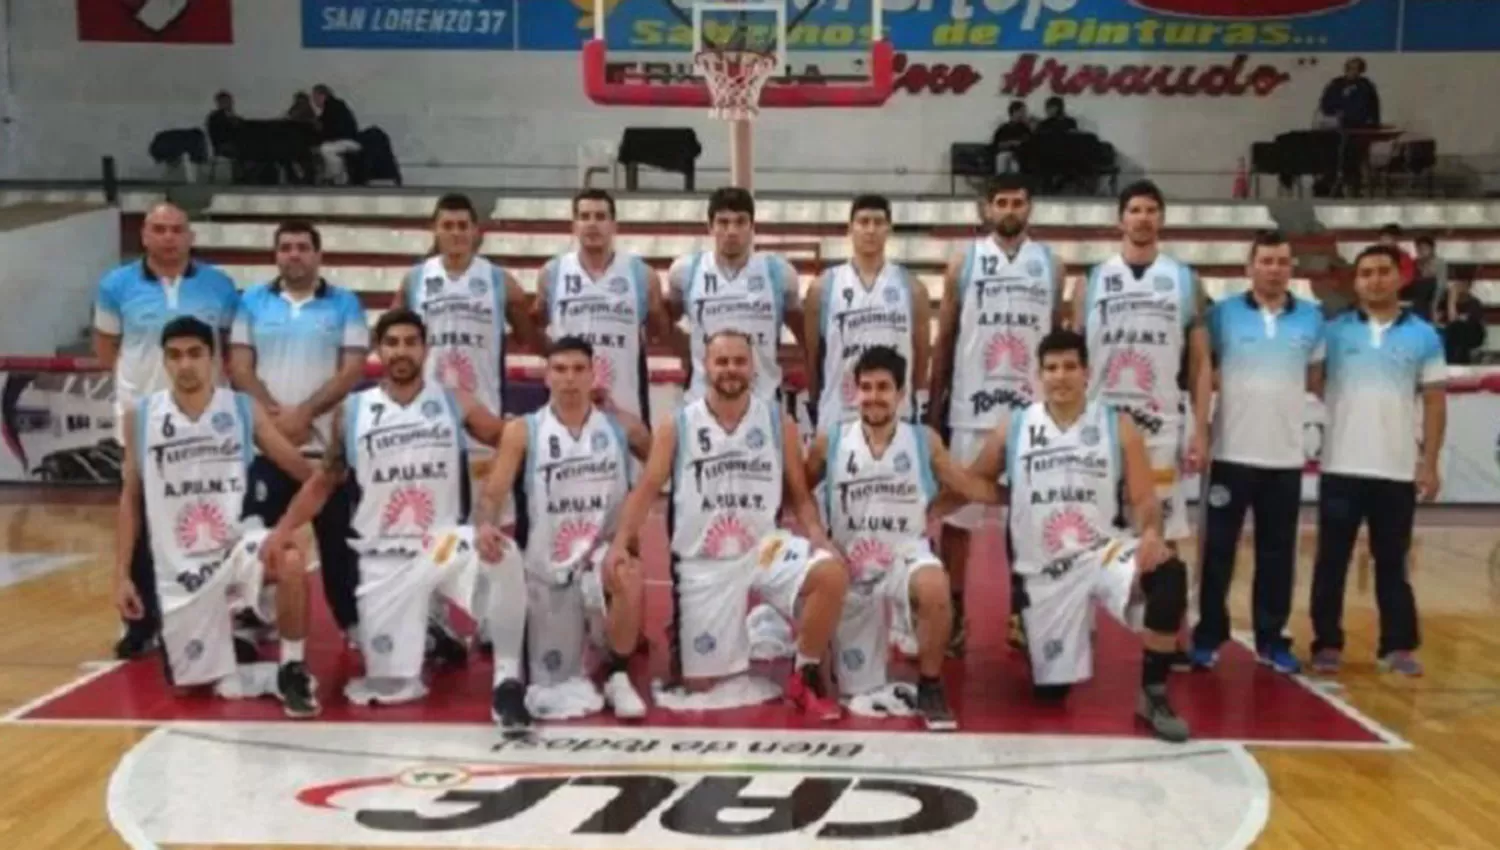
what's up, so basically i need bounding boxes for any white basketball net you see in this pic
[695,48,780,121]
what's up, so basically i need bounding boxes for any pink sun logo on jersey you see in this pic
[703,515,756,559]
[1042,507,1099,557]
[551,518,600,563]
[1104,351,1156,392]
[592,355,615,392]
[174,500,230,554]
[380,485,436,536]
[846,538,895,582]
[436,349,478,393]
[985,333,1030,375]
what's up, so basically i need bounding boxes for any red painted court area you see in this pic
[22,519,1383,745]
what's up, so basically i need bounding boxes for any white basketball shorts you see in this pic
[943,427,994,530]
[157,530,270,688]
[1018,538,1143,687]
[1144,436,1191,542]
[525,547,609,687]
[354,527,484,679]
[673,530,831,680]
[833,538,943,697]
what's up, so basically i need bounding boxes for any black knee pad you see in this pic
[1033,683,1072,703]
[1142,557,1187,633]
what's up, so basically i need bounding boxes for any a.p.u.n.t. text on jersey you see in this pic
[816,262,917,428]
[669,397,784,561]
[406,255,507,416]
[679,252,793,403]
[1006,400,1123,577]
[822,420,937,592]
[542,251,652,421]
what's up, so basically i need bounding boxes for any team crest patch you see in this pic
[1152,275,1175,294]
[184,639,204,661]
[892,452,911,474]
[372,633,393,654]
[882,285,902,305]
[421,399,444,420]
[608,276,630,294]
[591,431,611,453]
[542,649,564,672]
[468,277,488,296]
[1208,484,1232,509]
[693,632,716,654]
[747,275,766,293]
[211,411,235,434]
[745,427,765,450]
[1027,259,1044,277]
[424,276,443,295]
[840,646,866,671]
[1079,425,1100,447]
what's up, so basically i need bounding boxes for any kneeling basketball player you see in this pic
[114,317,320,716]
[962,329,1190,742]
[265,308,511,706]
[607,330,850,720]
[804,346,1002,730]
[475,336,653,731]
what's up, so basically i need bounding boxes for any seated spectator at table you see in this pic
[1441,277,1486,364]
[288,91,316,125]
[1037,97,1078,135]
[311,84,360,184]
[991,100,1033,174]
[206,90,241,165]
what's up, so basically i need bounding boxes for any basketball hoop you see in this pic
[694,47,780,121]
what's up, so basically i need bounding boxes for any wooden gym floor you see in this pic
[2,487,1500,849]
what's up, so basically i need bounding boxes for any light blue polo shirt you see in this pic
[1322,309,1446,483]
[93,259,240,410]
[1209,291,1325,469]
[231,277,368,451]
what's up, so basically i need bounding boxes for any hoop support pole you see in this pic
[730,118,753,190]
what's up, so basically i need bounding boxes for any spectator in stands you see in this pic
[1414,236,1450,320]
[1319,58,1381,130]
[991,100,1033,174]
[1377,224,1416,288]
[1442,277,1486,364]
[206,90,240,160]
[311,84,360,184]
[1036,96,1078,135]
[287,91,316,125]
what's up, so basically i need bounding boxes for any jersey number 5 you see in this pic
[697,428,711,453]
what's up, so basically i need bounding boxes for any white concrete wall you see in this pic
[0,207,120,354]
[3,0,1498,196]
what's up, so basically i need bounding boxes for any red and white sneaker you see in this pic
[786,668,842,721]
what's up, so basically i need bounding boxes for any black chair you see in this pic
[1379,138,1437,196]
[617,127,701,191]
[949,143,994,195]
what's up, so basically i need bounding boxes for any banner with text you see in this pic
[78,0,234,44]
[302,0,516,49]
[518,0,1409,53]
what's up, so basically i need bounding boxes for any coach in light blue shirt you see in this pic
[1191,232,1325,675]
[1309,243,1446,678]
[229,220,368,635]
[94,202,239,659]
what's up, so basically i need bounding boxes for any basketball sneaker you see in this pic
[491,678,533,734]
[425,620,469,666]
[604,671,647,720]
[1310,648,1341,674]
[1378,651,1423,677]
[786,665,842,721]
[1136,684,1190,743]
[277,662,321,719]
[916,679,957,732]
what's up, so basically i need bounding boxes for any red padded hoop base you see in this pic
[582,39,894,109]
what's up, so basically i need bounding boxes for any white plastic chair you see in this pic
[577,140,620,189]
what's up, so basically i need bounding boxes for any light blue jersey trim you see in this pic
[343,392,361,471]
[490,267,505,332]
[630,256,650,321]
[768,402,783,454]
[823,420,844,521]
[1177,263,1196,329]
[958,243,976,300]
[604,411,633,488]
[1004,407,1025,488]
[672,408,689,493]
[767,256,789,328]
[133,397,150,471]
[817,267,837,339]
[1102,404,1122,472]
[233,392,254,466]
[403,266,422,310]
[911,424,938,503]
[524,412,540,502]
[443,390,468,455]
[686,253,704,305]
[1083,264,1105,333]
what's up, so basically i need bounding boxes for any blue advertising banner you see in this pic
[1400,0,1500,51]
[516,0,1407,53]
[302,0,516,49]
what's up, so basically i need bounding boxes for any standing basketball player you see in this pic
[114,317,320,716]
[265,309,511,706]
[929,175,1065,656]
[607,330,848,719]
[475,337,654,730]
[534,189,673,421]
[962,329,1190,742]
[1073,180,1213,664]
[805,346,1002,729]
[667,187,806,407]
[804,194,930,430]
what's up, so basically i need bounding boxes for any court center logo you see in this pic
[380,485,436,536]
[436,349,479,394]
[174,499,231,554]
[984,332,1030,375]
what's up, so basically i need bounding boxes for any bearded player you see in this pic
[959,329,1190,742]
[804,346,1003,730]
[475,336,653,731]
[534,189,673,422]
[264,309,513,706]
[114,316,320,717]
[607,330,849,720]
[666,187,807,408]
[804,194,930,430]
[929,175,1066,656]
[1072,180,1213,666]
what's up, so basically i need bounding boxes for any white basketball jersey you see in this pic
[344,382,467,556]
[823,421,936,590]
[407,255,507,415]
[948,237,1059,430]
[518,405,632,581]
[1082,253,1194,443]
[682,252,790,403]
[135,388,253,604]
[1006,401,1123,576]
[816,262,916,428]
[545,252,650,419]
[669,397,784,561]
